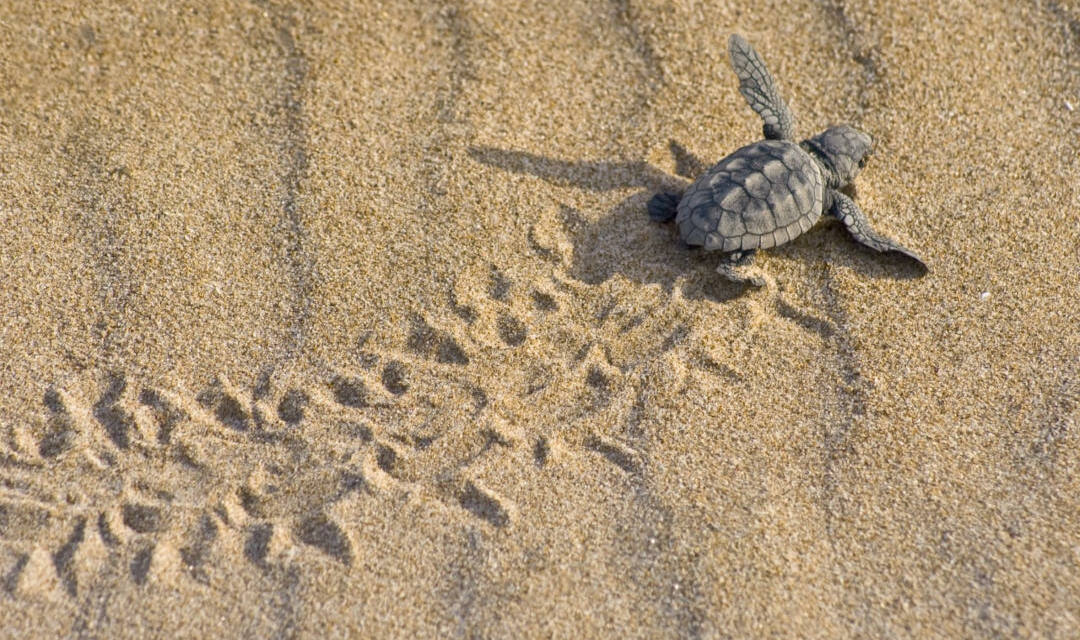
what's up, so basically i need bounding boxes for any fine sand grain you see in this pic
[1,1,1078,637]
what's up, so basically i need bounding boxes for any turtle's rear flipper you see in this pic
[830,191,928,272]
[648,192,681,222]
[716,250,770,288]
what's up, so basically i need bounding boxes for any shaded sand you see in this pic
[1,1,1078,637]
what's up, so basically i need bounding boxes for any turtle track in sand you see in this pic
[0,215,786,605]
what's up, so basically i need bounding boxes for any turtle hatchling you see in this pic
[649,34,927,286]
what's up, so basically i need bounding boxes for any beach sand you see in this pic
[1,1,1077,637]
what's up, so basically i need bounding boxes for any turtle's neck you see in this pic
[800,138,842,189]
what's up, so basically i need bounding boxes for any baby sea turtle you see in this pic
[648,34,927,286]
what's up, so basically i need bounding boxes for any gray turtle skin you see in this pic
[649,34,927,285]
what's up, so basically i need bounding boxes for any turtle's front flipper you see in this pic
[648,192,681,222]
[728,35,796,141]
[830,190,927,270]
[716,250,770,288]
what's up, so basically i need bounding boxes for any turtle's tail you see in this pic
[647,192,680,222]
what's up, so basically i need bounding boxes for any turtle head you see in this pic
[803,125,873,188]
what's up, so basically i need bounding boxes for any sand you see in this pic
[0,0,1078,637]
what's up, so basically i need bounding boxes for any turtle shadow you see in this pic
[469,142,751,303]
[468,142,923,301]
[467,144,680,194]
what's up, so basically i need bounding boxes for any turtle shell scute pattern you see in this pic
[675,140,824,252]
